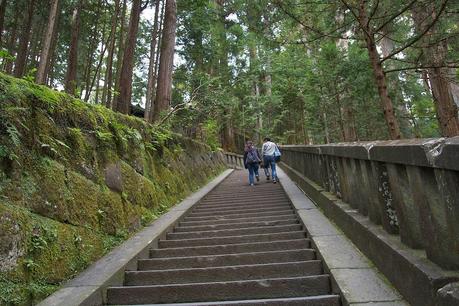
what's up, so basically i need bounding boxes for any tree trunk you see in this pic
[65,1,82,95]
[45,22,59,86]
[36,0,59,84]
[152,0,177,121]
[154,1,165,77]
[85,36,109,102]
[27,17,45,70]
[359,0,401,139]
[95,65,101,104]
[380,26,412,137]
[112,0,128,109]
[113,0,144,114]
[145,0,162,122]
[149,0,165,119]
[4,8,18,73]
[81,5,101,100]
[14,0,36,77]
[102,0,121,107]
[411,2,459,136]
[0,0,7,46]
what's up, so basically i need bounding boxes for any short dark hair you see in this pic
[263,137,271,141]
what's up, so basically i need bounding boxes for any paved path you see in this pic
[106,170,340,305]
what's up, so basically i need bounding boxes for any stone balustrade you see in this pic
[224,152,244,169]
[280,137,459,270]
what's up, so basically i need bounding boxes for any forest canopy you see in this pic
[0,0,458,151]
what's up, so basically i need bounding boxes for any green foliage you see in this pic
[0,72,226,305]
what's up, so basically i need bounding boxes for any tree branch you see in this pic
[380,0,448,63]
[273,0,348,41]
[374,0,417,33]
[385,64,459,74]
[368,0,380,26]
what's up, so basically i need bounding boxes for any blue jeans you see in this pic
[247,163,259,184]
[263,166,270,177]
[263,155,277,181]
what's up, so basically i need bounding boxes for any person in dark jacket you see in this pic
[243,140,261,186]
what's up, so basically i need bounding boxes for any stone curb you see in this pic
[279,163,459,306]
[277,167,408,306]
[37,169,234,306]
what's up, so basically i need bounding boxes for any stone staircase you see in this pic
[106,171,341,305]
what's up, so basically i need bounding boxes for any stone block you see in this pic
[104,162,123,192]
[433,136,459,171]
[436,282,459,306]
[331,268,403,305]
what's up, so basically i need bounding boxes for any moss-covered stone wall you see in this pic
[0,73,226,305]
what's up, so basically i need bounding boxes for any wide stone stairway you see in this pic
[106,171,341,305]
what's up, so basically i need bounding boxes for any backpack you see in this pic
[246,148,260,164]
[274,145,281,162]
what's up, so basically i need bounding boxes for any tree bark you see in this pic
[27,17,45,70]
[14,0,36,77]
[145,0,162,122]
[152,0,177,121]
[45,21,59,86]
[0,0,7,46]
[102,0,121,107]
[113,0,144,114]
[85,36,109,102]
[154,1,165,77]
[411,2,459,136]
[358,0,401,139]
[112,0,128,108]
[65,1,82,95]
[4,7,18,73]
[36,0,59,84]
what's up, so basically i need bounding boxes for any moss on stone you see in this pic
[0,72,226,306]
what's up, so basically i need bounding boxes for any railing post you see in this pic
[371,161,399,234]
[386,164,424,249]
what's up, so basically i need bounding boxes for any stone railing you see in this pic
[280,137,459,270]
[223,152,244,169]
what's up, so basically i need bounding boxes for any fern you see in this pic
[6,123,21,147]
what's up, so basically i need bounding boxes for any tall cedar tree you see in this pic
[152,0,176,122]
[0,0,7,46]
[14,0,36,77]
[411,1,459,136]
[65,1,83,95]
[102,0,121,107]
[36,0,60,84]
[113,0,146,114]
[145,0,162,122]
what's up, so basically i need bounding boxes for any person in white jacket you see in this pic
[262,137,279,183]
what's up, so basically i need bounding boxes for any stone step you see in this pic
[179,214,298,227]
[189,205,293,217]
[158,231,306,248]
[193,203,291,213]
[203,190,283,197]
[175,219,299,232]
[139,249,315,270]
[150,239,311,258]
[188,207,295,218]
[199,196,289,205]
[201,192,287,199]
[168,224,303,240]
[113,295,341,306]
[125,260,323,285]
[184,210,295,222]
[106,275,331,305]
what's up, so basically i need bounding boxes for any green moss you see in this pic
[0,72,226,305]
